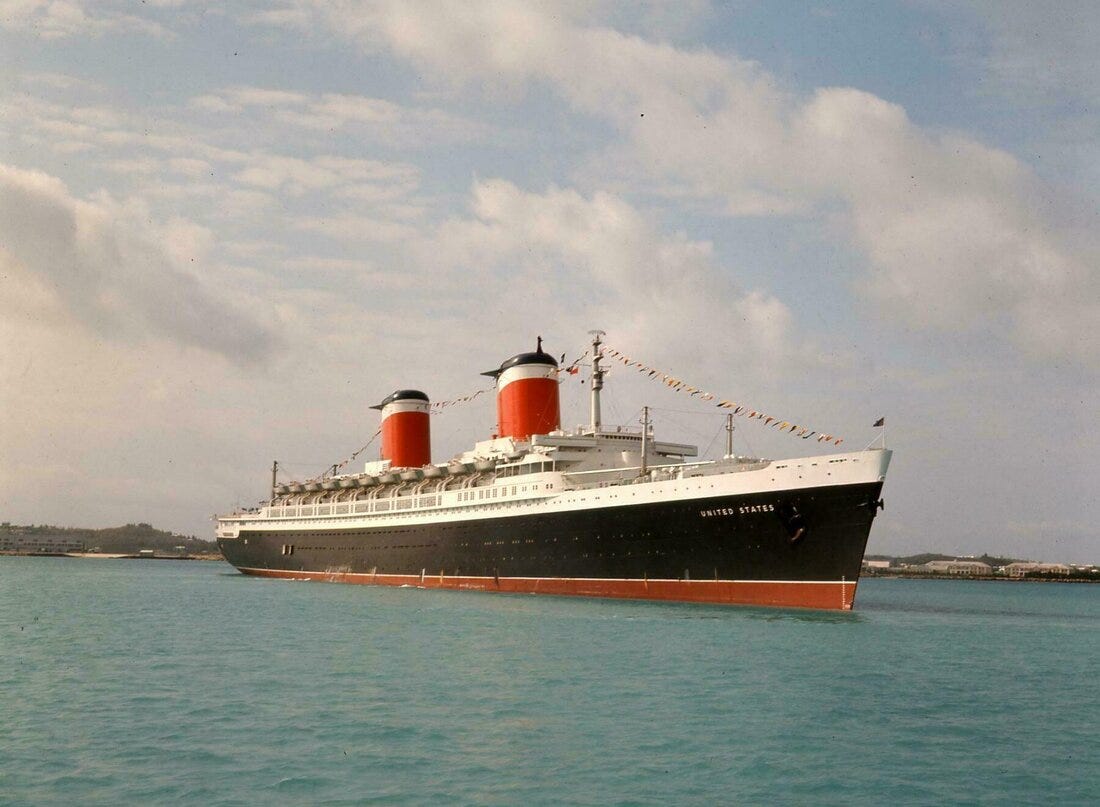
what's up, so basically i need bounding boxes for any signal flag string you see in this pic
[308,341,840,484]
[318,427,383,480]
[601,345,843,446]
[429,385,495,413]
[556,349,588,376]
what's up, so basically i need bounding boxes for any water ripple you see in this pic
[2,557,1098,805]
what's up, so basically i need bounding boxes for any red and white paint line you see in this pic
[238,567,858,610]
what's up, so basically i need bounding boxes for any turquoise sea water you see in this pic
[2,557,1097,805]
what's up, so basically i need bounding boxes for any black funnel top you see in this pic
[481,337,558,378]
[370,389,430,410]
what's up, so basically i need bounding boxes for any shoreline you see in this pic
[863,571,1099,584]
[0,551,225,561]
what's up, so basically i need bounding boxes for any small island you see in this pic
[0,522,221,560]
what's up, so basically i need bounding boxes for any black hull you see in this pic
[219,481,883,609]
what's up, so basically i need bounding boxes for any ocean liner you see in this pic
[217,333,891,610]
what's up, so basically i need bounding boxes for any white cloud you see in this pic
[335,182,422,204]
[52,140,95,154]
[0,163,279,363]
[231,153,419,194]
[793,88,1100,362]
[2,85,433,244]
[222,86,310,107]
[280,256,420,290]
[0,0,171,39]
[168,157,213,178]
[189,94,238,114]
[426,179,799,374]
[190,85,492,144]
[104,156,162,175]
[291,0,1100,365]
[20,71,107,93]
[295,214,419,244]
[220,188,278,220]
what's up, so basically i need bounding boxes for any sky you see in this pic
[1,1,1097,562]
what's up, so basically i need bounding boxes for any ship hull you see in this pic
[218,480,883,610]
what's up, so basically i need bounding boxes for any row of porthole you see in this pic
[262,501,765,540]
[265,514,804,554]
[283,531,686,553]
[292,543,440,552]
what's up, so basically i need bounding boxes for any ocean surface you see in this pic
[2,557,1097,806]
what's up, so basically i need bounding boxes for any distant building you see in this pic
[862,559,891,570]
[0,533,85,553]
[1002,562,1073,578]
[923,560,992,575]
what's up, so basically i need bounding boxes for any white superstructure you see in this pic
[217,429,891,539]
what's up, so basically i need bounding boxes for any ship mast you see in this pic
[640,405,649,478]
[588,329,605,434]
[724,413,734,459]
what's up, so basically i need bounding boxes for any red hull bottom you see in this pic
[237,567,858,610]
